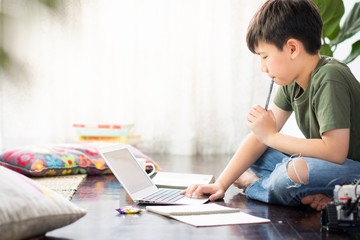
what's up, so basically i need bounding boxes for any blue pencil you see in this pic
[265,79,274,110]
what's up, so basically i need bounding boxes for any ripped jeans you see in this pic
[245,148,360,206]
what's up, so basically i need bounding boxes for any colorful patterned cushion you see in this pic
[0,166,87,240]
[0,143,159,177]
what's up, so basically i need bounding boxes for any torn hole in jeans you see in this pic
[285,153,307,189]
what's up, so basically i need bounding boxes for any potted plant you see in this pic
[312,0,360,63]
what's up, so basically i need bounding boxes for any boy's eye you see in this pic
[262,56,268,59]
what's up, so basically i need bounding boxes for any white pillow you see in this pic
[0,166,87,240]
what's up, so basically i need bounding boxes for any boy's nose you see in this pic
[260,59,268,73]
[261,64,268,73]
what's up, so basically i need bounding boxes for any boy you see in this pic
[182,0,360,211]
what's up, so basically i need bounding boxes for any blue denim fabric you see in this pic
[245,148,360,206]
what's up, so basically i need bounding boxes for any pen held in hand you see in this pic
[265,79,274,110]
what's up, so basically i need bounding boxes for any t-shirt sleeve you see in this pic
[313,80,351,134]
[273,86,293,111]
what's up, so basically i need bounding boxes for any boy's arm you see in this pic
[266,128,349,164]
[248,105,350,164]
[184,105,292,200]
[184,134,266,200]
[215,104,292,191]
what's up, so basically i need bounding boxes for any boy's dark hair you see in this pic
[246,0,323,55]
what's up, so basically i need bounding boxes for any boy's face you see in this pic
[255,40,296,86]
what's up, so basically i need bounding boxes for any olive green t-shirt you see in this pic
[273,56,360,161]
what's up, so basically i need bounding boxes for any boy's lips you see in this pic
[270,77,277,84]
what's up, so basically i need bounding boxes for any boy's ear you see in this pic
[286,39,300,60]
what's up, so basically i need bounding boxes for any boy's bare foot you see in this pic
[233,169,259,191]
[301,194,331,211]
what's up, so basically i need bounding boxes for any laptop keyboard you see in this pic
[144,188,185,203]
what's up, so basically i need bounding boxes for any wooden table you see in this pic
[46,154,358,239]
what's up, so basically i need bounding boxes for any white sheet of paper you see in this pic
[171,212,270,227]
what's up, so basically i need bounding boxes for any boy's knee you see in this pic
[287,157,308,184]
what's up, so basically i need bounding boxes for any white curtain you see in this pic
[0,0,271,155]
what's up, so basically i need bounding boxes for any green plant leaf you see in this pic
[312,0,344,40]
[0,47,10,69]
[37,0,60,11]
[332,2,360,45]
[321,0,344,24]
[343,40,360,64]
[325,19,341,40]
[320,43,333,57]
[312,0,326,16]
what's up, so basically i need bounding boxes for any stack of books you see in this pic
[73,124,141,144]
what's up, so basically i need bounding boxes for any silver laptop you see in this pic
[100,145,208,205]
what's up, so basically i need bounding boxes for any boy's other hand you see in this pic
[180,183,225,201]
[247,105,277,144]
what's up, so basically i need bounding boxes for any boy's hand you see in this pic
[247,105,277,144]
[180,183,225,201]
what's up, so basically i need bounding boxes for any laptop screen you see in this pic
[102,148,154,194]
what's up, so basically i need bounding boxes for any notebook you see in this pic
[146,204,270,227]
[100,145,209,205]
